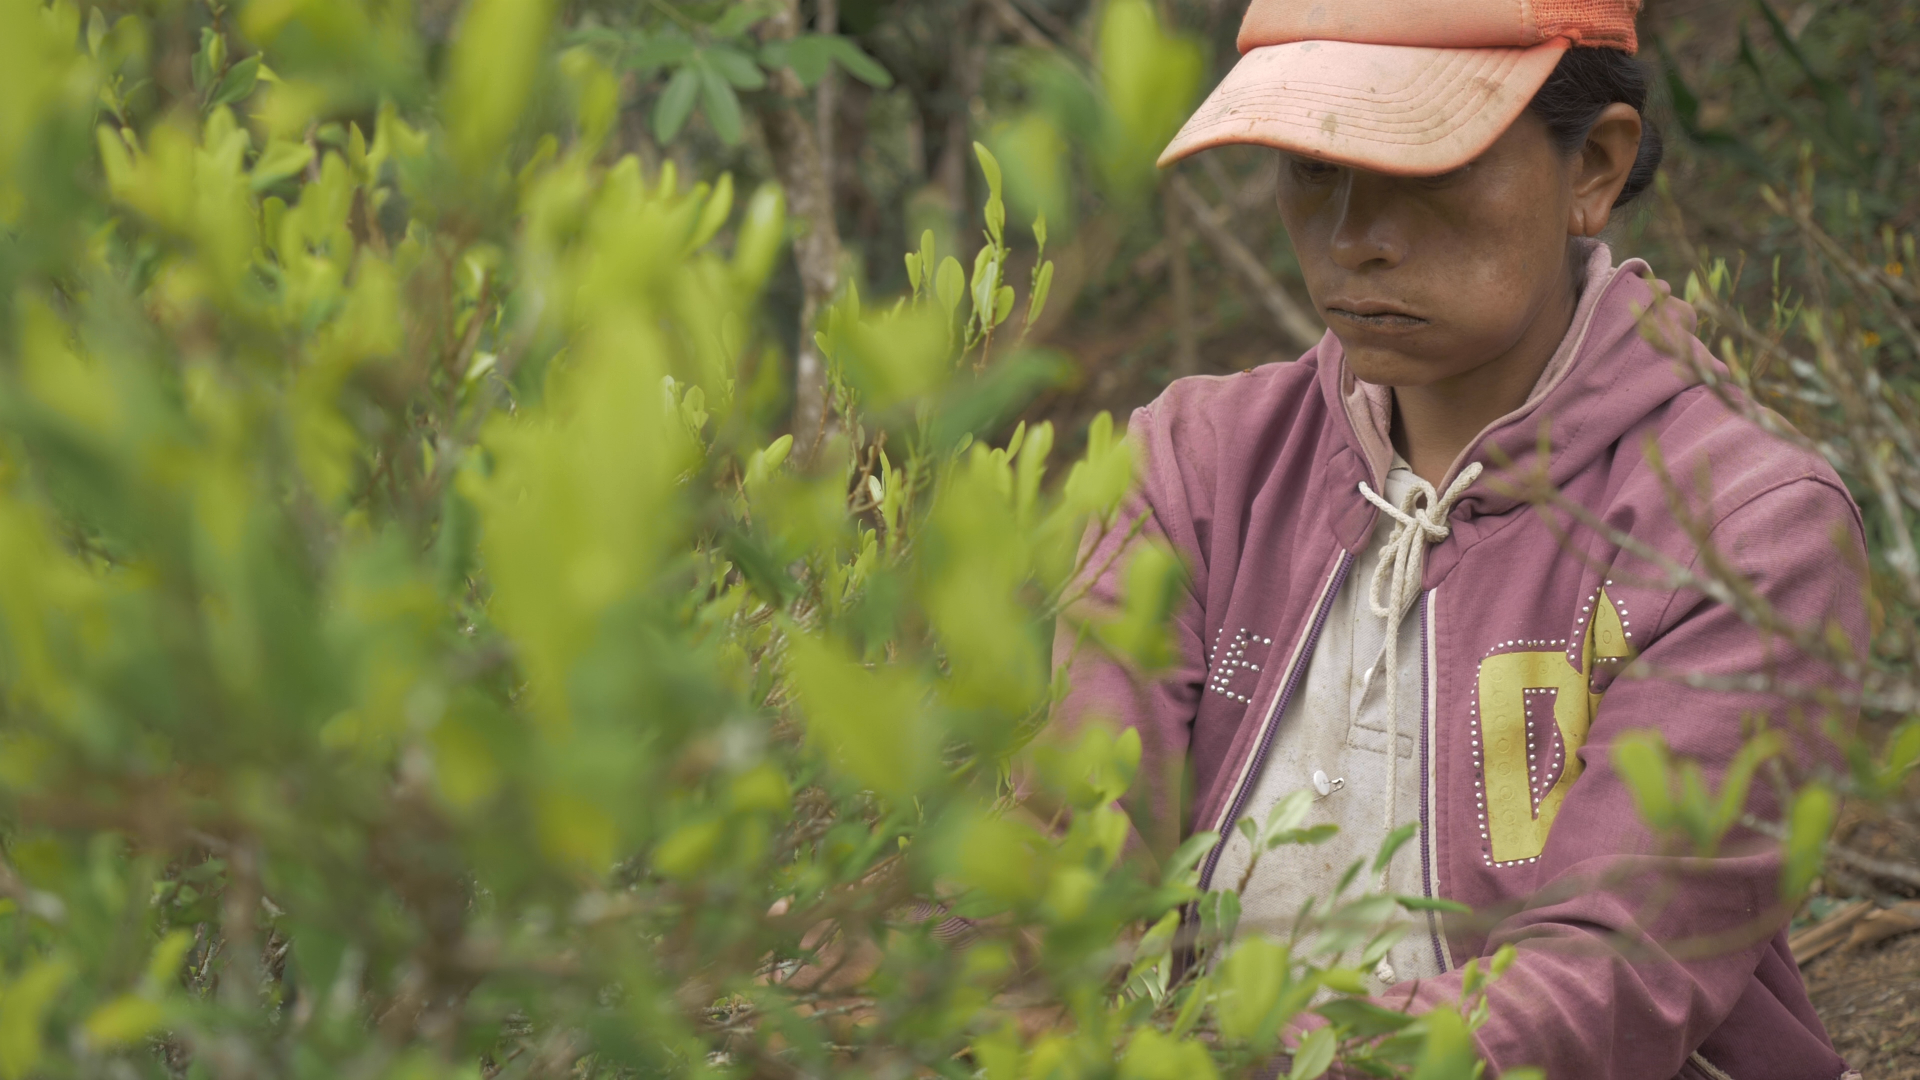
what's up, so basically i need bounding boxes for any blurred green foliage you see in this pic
[0,2,1517,1078]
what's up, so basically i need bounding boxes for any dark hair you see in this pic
[1525,46,1664,208]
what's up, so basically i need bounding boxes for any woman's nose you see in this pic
[1328,175,1407,272]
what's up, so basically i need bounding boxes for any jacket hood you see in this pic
[1317,241,1717,533]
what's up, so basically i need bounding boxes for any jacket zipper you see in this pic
[1419,590,1450,973]
[1197,551,1355,891]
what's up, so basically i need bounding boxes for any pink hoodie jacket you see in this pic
[1054,246,1866,1080]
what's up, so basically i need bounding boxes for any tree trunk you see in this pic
[760,0,843,463]
[934,1,986,241]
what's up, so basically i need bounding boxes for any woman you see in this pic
[1054,1,1867,1077]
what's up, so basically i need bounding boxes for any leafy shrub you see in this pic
[0,3,1502,1078]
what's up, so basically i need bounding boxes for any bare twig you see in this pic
[1744,815,1920,890]
[1165,182,1199,377]
[1169,174,1322,350]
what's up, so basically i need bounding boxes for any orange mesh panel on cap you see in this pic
[1239,0,1535,52]
[1528,0,1641,51]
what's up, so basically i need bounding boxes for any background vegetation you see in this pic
[0,0,1916,1077]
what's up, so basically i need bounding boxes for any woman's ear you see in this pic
[1568,102,1643,237]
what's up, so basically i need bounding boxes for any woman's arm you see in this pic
[1048,412,1211,865]
[1395,476,1867,1079]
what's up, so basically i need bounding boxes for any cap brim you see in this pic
[1159,38,1569,176]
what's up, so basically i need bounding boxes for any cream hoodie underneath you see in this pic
[1207,456,1439,987]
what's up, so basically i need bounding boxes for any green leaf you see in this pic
[443,0,559,170]
[1217,936,1291,1047]
[819,34,893,87]
[1318,966,1368,994]
[1200,885,1241,945]
[1163,829,1220,884]
[1026,260,1055,327]
[654,65,700,143]
[1878,719,1920,791]
[835,304,951,412]
[776,35,834,86]
[250,139,314,191]
[711,2,772,38]
[785,634,935,798]
[1287,1026,1337,1080]
[706,44,767,89]
[688,172,735,251]
[191,26,222,90]
[1334,857,1364,897]
[653,817,727,879]
[1372,822,1419,874]
[731,181,788,290]
[976,142,1006,243]
[1612,729,1675,828]
[0,959,74,1079]
[1119,1028,1220,1080]
[697,64,744,145]
[82,995,164,1048]
[145,930,194,988]
[1096,0,1204,197]
[1265,789,1313,839]
[974,141,1004,200]
[1410,1007,1477,1080]
[1395,894,1471,914]
[633,32,695,73]
[1782,784,1836,898]
[950,811,1044,906]
[1272,823,1339,847]
[207,53,261,108]
[1315,998,1416,1039]
[1490,941,1517,977]
[1711,729,1783,841]
[935,256,966,320]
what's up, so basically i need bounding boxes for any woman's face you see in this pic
[1273,107,1639,388]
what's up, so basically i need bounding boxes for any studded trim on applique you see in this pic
[1208,626,1272,704]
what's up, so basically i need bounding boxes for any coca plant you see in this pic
[0,3,1503,1079]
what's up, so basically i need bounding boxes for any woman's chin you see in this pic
[1336,339,1471,389]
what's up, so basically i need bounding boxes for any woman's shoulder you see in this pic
[1635,378,1863,543]
[1118,345,1350,540]
[1131,344,1333,452]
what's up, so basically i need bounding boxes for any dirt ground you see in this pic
[1805,929,1920,1078]
[1800,801,1920,1079]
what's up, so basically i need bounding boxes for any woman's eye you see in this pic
[1289,157,1340,183]
[1417,164,1472,188]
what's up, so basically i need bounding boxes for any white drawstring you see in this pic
[1351,461,1482,983]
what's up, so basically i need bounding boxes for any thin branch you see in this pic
[1743,815,1920,890]
[1169,174,1322,351]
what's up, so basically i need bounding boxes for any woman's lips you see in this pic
[1324,304,1429,332]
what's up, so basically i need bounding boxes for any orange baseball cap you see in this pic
[1159,0,1641,175]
